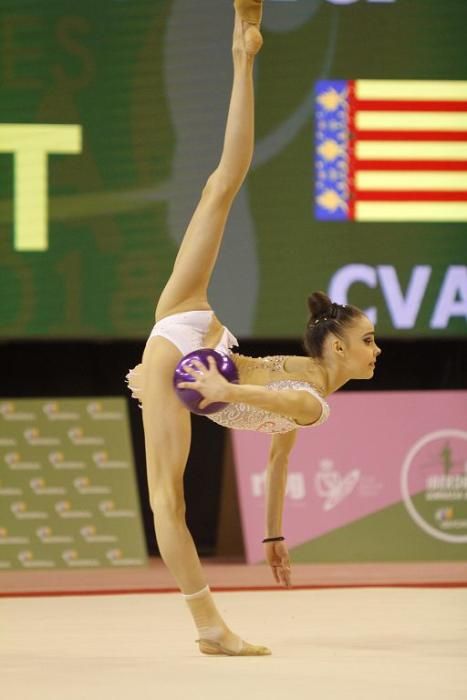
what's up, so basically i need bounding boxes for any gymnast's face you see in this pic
[340,315,382,379]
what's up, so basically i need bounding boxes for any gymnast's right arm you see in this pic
[264,430,297,587]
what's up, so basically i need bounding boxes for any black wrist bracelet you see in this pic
[262,536,285,543]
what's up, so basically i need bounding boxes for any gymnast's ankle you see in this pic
[183,585,270,656]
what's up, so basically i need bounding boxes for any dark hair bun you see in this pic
[307,291,331,321]
[304,292,363,359]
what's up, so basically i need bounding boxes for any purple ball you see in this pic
[173,348,239,415]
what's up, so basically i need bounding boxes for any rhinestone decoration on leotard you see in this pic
[236,354,327,397]
[207,380,330,434]
[236,354,287,374]
[258,355,286,373]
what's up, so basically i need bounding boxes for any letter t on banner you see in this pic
[0,124,82,251]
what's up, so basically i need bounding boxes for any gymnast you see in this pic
[127,0,381,656]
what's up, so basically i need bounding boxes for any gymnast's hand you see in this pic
[264,540,292,588]
[178,357,230,409]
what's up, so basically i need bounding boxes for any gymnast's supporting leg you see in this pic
[142,4,270,656]
[142,342,269,656]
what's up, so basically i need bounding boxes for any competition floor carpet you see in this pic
[2,587,467,700]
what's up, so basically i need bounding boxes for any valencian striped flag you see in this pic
[314,80,467,221]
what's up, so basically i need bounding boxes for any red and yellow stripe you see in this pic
[347,80,467,221]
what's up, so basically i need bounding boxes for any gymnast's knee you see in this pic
[149,484,186,521]
[203,168,240,202]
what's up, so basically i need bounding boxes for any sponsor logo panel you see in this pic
[233,391,467,563]
[0,398,147,569]
[401,430,467,543]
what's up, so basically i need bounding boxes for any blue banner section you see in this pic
[314,80,350,221]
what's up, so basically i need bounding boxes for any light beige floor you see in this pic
[2,589,467,700]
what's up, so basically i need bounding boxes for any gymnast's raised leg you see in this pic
[139,3,269,656]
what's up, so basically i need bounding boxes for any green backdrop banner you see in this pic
[0,398,147,570]
[0,0,466,339]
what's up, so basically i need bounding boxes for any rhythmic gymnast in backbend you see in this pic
[127,0,381,656]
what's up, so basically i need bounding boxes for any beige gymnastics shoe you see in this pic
[234,0,263,26]
[197,638,272,656]
[233,1,263,55]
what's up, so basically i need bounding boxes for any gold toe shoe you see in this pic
[234,0,263,26]
[197,638,272,656]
